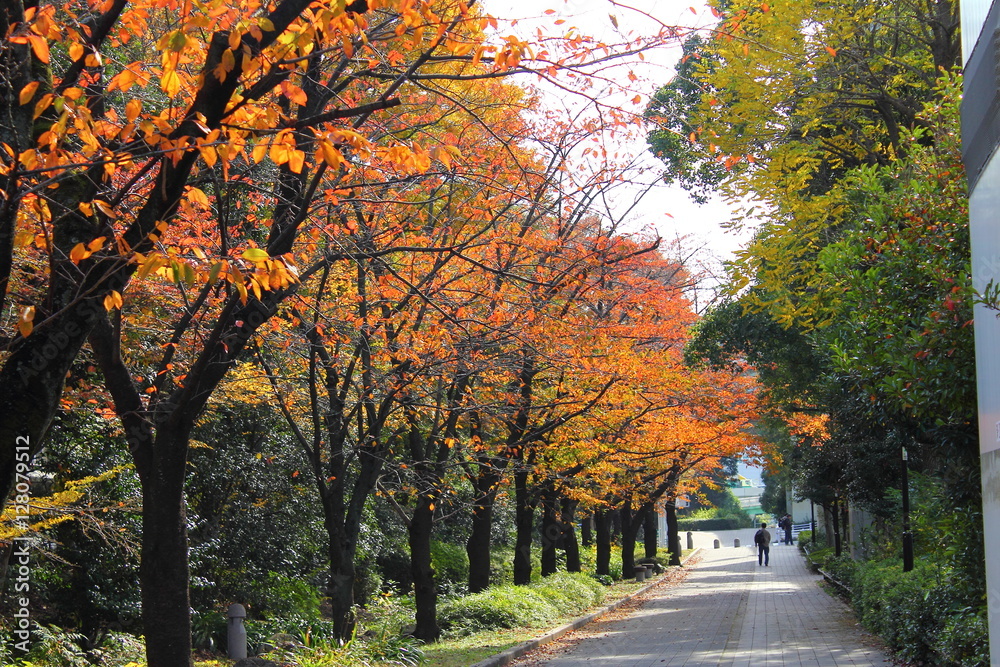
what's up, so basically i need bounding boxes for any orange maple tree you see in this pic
[0,0,733,659]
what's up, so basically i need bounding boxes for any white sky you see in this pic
[480,0,756,286]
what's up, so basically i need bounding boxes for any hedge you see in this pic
[676,517,746,531]
[809,553,989,667]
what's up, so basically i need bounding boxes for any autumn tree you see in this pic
[0,0,658,661]
[0,0,724,659]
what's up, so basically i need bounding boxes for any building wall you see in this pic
[963,1,1000,661]
[963,0,992,61]
[971,164,1000,665]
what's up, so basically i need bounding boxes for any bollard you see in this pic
[713,539,720,549]
[687,531,694,550]
[734,538,741,548]
[633,565,646,582]
[227,603,247,660]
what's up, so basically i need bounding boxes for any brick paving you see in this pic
[516,529,892,667]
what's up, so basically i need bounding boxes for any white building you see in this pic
[961,1,1000,662]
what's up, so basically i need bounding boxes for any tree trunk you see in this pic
[513,469,534,585]
[644,504,658,559]
[0,299,102,506]
[665,499,681,565]
[594,509,611,577]
[620,504,639,577]
[561,498,580,572]
[322,486,357,639]
[580,513,593,547]
[138,429,193,667]
[466,472,499,593]
[409,496,439,642]
[540,486,559,576]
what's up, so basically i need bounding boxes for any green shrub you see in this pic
[0,626,146,667]
[217,570,322,622]
[676,517,746,531]
[591,573,614,586]
[933,607,990,667]
[804,546,834,568]
[805,547,990,667]
[15,625,89,667]
[245,617,338,655]
[377,548,413,593]
[532,572,604,616]
[261,632,423,667]
[490,547,516,587]
[819,554,857,588]
[354,554,383,607]
[438,572,604,636]
[438,585,560,635]
[431,540,470,595]
[851,560,957,664]
[89,632,147,666]
[359,630,425,667]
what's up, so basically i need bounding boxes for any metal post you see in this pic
[810,500,815,545]
[902,447,914,572]
[227,603,247,659]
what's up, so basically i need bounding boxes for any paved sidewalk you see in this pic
[517,529,891,667]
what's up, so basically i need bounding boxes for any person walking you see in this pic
[754,522,772,566]
[781,514,793,545]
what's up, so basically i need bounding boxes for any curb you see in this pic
[469,550,701,667]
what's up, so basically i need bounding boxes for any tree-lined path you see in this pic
[511,530,891,667]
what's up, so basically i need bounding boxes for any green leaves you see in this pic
[815,76,972,424]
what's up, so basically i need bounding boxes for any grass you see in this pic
[421,573,667,667]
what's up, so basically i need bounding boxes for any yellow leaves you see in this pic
[68,236,107,264]
[214,47,237,82]
[494,35,531,70]
[378,141,432,175]
[280,80,308,106]
[161,67,182,98]
[32,93,54,120]
[266,131,306,173]
[107,67,151,94]
[19,81,39,105]
[103,290,123,312]
[319,140,348,169]
[125,99,142,123]
[242,248,269,262]
[25,34,50,63]
[187,187,210,208]
[432,144,463,169]
[0,466,132,541]
[18,306,35,337]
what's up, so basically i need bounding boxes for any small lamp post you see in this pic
[901,447,914,572]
